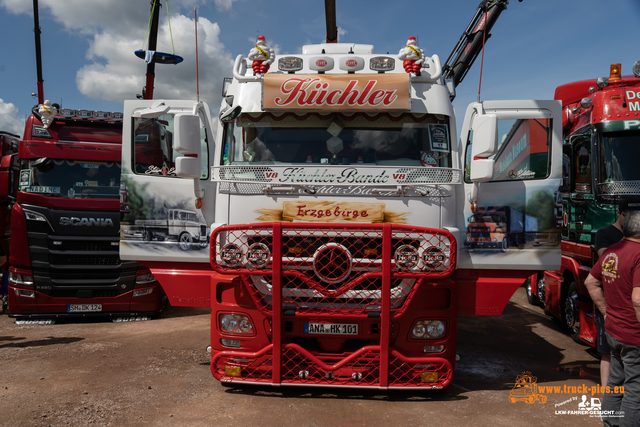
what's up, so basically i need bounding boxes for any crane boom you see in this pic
[442,0,515,98]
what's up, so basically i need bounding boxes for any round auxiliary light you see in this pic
[246,243,270,269]
[580,98,593,109]
[633,61,640,78]
[423,247,446,272]
[220,243,242,267]
[596,77,609,89]
[394,245,420,271]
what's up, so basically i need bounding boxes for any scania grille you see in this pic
[211,222,455,315]
[49,254,120,266]
[48,240,118,251]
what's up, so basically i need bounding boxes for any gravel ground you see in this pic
[0,288,603,427]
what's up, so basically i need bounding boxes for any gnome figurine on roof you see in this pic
[398,36,425,76]
[249,36,275,76]
[38,100,58,129]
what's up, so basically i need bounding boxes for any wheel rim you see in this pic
[179,233,192,250]
[537,277,546,303]
[526,279,533,298]
[564,292,578,329]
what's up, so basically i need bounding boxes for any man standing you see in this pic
[585,209,640,427]
[594,197,640,388]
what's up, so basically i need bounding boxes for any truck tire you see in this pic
[536,273,546,309]
[563,281,582,344]
[179,232,193,251]
[501,238,508,252]
[525,277,540,306]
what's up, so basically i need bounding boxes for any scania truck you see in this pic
[117,0,563,389]
[6,107,166,322]
[529,61,640,345]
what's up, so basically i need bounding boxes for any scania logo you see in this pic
[316,59,327,67]
[59,217,114,227]
[346,59,357,67]
[312,243,352,285]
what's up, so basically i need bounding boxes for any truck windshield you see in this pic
[19,159,121,199]
[222,112,451,167]
[471,214,503,223]
[599,130,640,182]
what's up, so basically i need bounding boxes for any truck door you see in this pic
[119,100,216,262]
[457,100,562,271]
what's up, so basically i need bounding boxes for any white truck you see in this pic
[118,1,562,389]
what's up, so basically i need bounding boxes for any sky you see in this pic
[1,0,639,139]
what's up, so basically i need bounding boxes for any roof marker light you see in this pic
[76,110,92,119]
[93,111,110,120]
[278,57,303,72]
[370,57,395,72]
[609,63,622,81]
[59,109,76,118]
[580,98,593,109]
[633,61,640,78]
[596,77,609,89]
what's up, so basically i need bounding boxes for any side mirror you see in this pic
[174,114,202,179]
[220,106,242,124]
[469,113,498,183]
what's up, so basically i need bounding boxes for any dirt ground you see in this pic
[0,288,604,427]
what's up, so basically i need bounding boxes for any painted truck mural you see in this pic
[464,206,538,251]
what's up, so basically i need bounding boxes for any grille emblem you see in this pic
[312,243,352,284]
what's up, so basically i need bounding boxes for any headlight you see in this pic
[410,320,446,339]
[135,272,156,285]
[493,237,498,242]
[9,272,34,286]
[219,313,254,335]
[427,320,445,338]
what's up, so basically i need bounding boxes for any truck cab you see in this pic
[7,107,166,321]
[119,34,562,387]
[539,62,640,345]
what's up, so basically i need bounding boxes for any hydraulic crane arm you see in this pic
[442,0,518,99]
[325,0,337,43]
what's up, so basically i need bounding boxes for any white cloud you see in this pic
[214,0,240,12]
[76,14,234,108]
[1,0,235,111]
[0,99,26,136]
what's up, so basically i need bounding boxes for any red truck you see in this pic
[0,131,19,312]
[527,61,640,345]
[6,107,166,323]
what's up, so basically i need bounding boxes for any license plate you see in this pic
[67,304,102,313]
[304,323,358,335]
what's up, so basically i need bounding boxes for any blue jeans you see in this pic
[603,333,640,427]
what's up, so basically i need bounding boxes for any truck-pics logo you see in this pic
[509,372,547,404]
[59,217,114,227]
